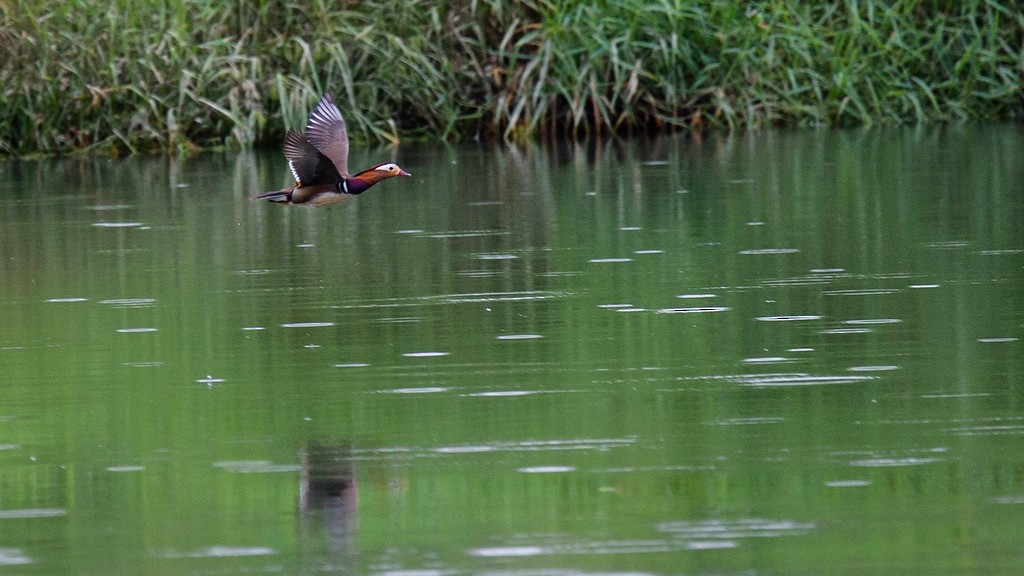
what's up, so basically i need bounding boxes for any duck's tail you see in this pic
[250,187,293,204]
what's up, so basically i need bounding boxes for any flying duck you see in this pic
[252,92,410,207]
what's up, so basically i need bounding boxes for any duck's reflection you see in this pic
[299,442,358,556]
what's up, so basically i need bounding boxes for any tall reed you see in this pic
[1,0,1021,155]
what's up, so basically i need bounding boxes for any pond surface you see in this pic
[1,125,1023,574]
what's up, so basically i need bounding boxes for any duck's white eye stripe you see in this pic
[376,164,394,171]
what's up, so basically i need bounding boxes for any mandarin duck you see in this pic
[252,92,410,207]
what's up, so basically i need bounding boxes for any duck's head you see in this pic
[367,162,412,180]
[346,162,412,194]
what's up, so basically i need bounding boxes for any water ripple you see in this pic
[434,438,634,456]
[920,392,991,399]
[762,277,831,287]
[949,425,1024,436]
[849,458,943,467]
[234,269,273,276]
[925,240,970,250]
[99,298,156,308]
[213,460,301,474]
[825,480,871,488]
[435,445,495,454]
[657,307,730,314]
[0,549,31,566]
[475,253,519,260]
[425,230,508,238]
[377,387,450,394]
[739,248,800,255]
[468,538,735,558]
[378,317,422,324]
[333,291,570,309]
[657,518,815,539]
[86,204,132,211]
[978,248,1024,255]
[848,365,899,372]
[92,221,144,228]
[0,508,67,519]
[106,465,145,472]
[152,546,277,559]
[845,318,902,325]
[469,546,547,557]
[822,289,901,296]
[741,357,793,365]
[518,466,576,473]
[281,322,334,328]
[709,417,784,426]
[123,361,164,368]
[730,373,877,387]
[465,390,541,397]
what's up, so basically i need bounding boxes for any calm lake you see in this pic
[1,125,1023,574]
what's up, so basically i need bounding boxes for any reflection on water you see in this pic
[300,442,358,563]
[1,125,1023,574]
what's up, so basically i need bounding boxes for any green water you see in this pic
[1,126,1023,575]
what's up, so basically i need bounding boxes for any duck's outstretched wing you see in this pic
[282,129,340,186]
[304,92,351,178]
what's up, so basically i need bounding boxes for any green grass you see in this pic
[1,0,1022,155]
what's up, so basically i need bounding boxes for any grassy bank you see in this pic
[1,0,1022,155]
